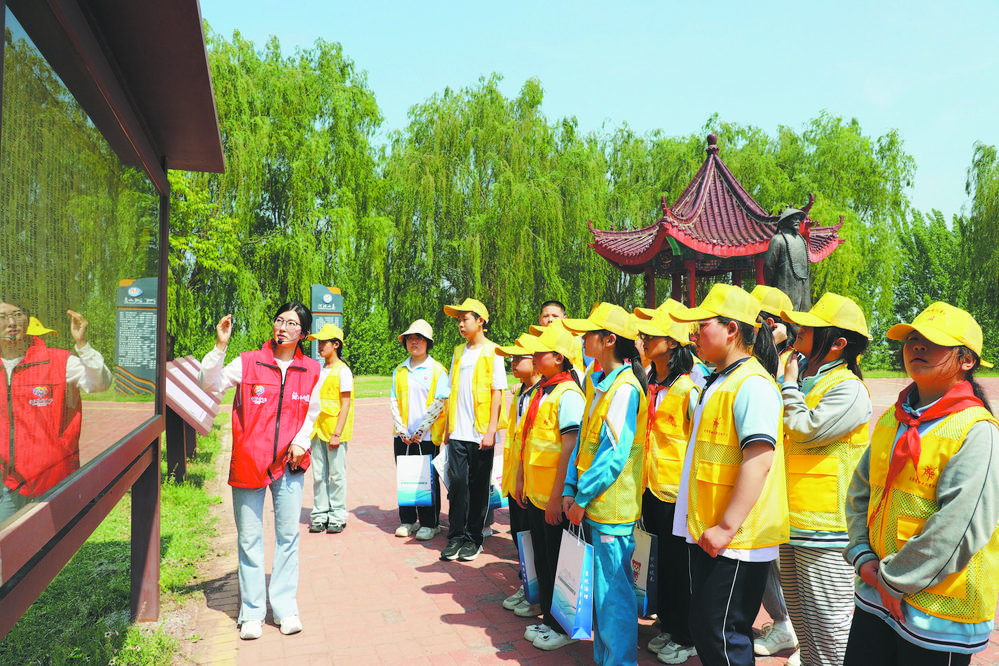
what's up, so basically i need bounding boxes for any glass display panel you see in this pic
[0,8,159,526]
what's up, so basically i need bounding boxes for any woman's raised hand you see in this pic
[216,314,233,350]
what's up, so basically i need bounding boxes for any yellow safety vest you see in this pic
[501,385,528,497]
[647,375,698,503]
[447,342,508,435]
[525,381,585,510]
[312,359,354,442]
[786,364,870,531]
[393,358,447,445]
[576,369,649,524]
[687,357,789,548]
[868,406,999,622]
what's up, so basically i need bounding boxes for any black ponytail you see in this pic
[648,341,695,387]
[958,347,993,414]
[598,330,649,395]
[718,316,779,378]
[761,309,795,354]
[807,326,868,380]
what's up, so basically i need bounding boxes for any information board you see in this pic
[310,285,344,363]
[114,277,157,394]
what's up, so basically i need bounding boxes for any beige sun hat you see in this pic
[398,319,434,344]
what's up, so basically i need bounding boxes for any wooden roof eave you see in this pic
[586,219,671,267]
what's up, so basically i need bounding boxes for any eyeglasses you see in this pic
[638,332,662,342]
[0,311,26,322]
[273,317,302,331]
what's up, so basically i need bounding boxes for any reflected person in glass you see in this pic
[0,297,112,523]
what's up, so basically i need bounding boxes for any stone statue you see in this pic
[763,208,812,311]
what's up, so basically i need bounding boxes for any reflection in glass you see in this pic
[0,8,160,525]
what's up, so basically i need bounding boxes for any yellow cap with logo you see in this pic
[26,316,58,337]
[634,298,688,321]
[562,302,638,340]
[750,285,794,318]
[308,323,344,341]
[634,310,693,346]
[496,333,538,358]
[886,302,992,368]
[528,319,584,369]
[517,325,580,361]
[443,298,489,321]
[782,292,871,339]
[670,283,761,328]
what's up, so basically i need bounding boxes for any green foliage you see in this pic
[961,142,999,356]
[342,305,399,375]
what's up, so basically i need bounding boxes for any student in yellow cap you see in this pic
[510,325,585,651]
[633,304,700,664]
[440,298,508,562]
[776,293,873,666]
[497,334,542,616]
[390,319,450,541]
[300,323,354,534]
[751,285,797,381]
[844,302,999,665]
[562,303,649,666]
[669,283,787,666]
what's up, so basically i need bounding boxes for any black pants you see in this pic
[688,544,769,666]
[527,500,568,634]
[445,438,492,546]
[641,489,693,646]
[508,493,529,559]
[844,606,972,666]
[393,437,440,528]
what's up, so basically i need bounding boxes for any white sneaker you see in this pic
[524,623,550,642]
[648,631,672,653]
[395,522,418,537]
[786,649,801,666]
[414,525,439,541]
[279,615,302,635]
[754,622,798,656]
[657,641,697,664]
[513,600,542,617]
[533,628,577,650]
[503,586,526,610]
[239,619,262,640]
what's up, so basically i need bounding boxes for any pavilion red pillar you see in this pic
[671,272,682,302]
[754,255,766,285]
[684,259,697,307]
[644,266,656,308]
[732,270,742,287]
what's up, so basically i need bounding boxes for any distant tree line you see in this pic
[163,29,998,374]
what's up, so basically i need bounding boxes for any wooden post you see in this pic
[165,407,196,482]
[130,439,160,621]
[755,254,766,285]
[733,270,742,287]
[684,259,697,307]
[671,272,682,302]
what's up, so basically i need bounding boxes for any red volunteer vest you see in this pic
[230,342,320,488]
[1,337,81,496]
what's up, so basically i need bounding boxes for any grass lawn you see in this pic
[0,419,228,665]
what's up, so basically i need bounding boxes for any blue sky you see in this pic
[199,0,999,220]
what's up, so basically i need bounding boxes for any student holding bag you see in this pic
[844,302,999,665]
[390,319,449,541]
[669,284,788,666]
[562,303,649,666]
[779,293,873,666]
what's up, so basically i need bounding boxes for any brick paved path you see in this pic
[182,381,999,666]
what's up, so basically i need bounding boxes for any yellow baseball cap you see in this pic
[26,316,57,336]
[517,325,580,361]
[443,298,489,321]
[496,333,537,357]
[529,319,584,369]
[635,310,693,346]
[886,302,992,368]
[750,285,794,318]
[782,292,871,339]
[562,302,639,341]
[670,283,761,328]
[634,298,688,321]
[308,323,344,341]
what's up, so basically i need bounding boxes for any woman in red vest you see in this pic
[200,302,320,641]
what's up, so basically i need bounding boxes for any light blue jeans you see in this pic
[310,437,348,525]
[232,470,303,623]
[591,526,638,666]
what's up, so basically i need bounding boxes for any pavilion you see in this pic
[588,134,844,307]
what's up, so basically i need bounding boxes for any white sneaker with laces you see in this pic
[533,628,577,651]
[414,525,439,541]
[648,631,672,653]
[395,522,418,537]
[239,619,262,640]
[513,599,541,617]
[754,622,797,656]
[657,641,697,664]
[524,623,550,642]
[786,649,801,666]
[503,585,526,610]
[279,615,303,635]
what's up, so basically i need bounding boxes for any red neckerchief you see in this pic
[521,372,575,452]
[869,380,982,526]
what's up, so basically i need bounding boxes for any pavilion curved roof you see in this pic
[589,134,844,267]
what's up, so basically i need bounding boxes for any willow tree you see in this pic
[168,28,385,357]
[960,141,999,354]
